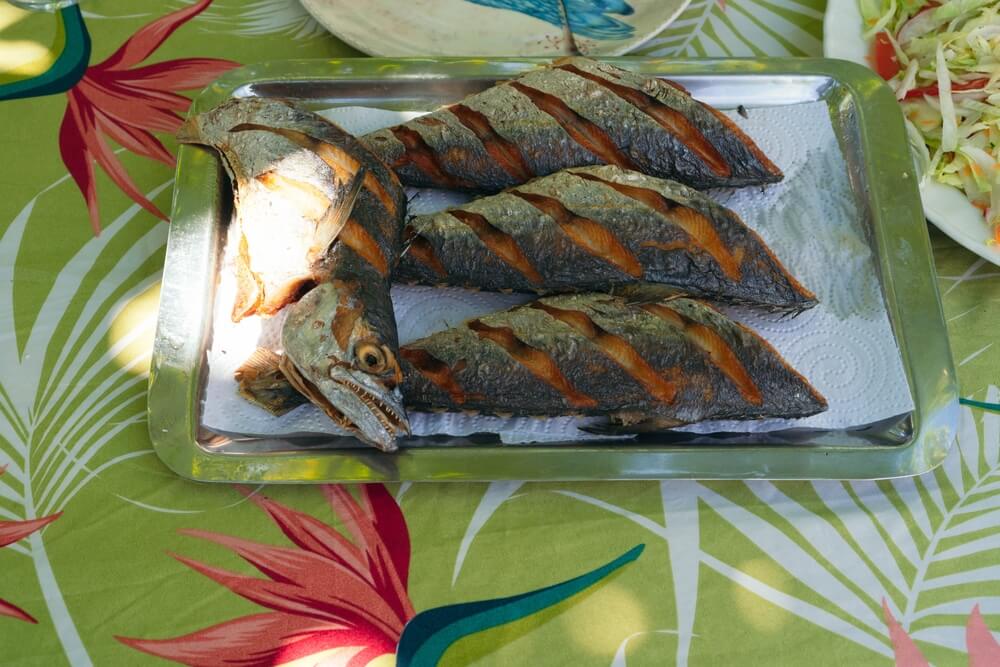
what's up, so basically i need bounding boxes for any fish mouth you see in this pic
[279,357,409,451]
[336,375,410,442]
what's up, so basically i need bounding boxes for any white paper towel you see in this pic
[201,101,914,444]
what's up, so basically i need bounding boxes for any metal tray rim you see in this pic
[149,57,959,482]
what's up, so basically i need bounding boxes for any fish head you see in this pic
[280,280,408,451]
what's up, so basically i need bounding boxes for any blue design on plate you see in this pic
[467,0,636,40]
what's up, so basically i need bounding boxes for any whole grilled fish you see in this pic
[397,166,815,311]
[177,97,406,321]
[361,57,782,192]
[237,295,826,437]
[181,98,411,450]
[399,294,826,427]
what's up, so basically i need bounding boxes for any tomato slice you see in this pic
[871,31,900,80]
[872,1,940,81]
[903,78,990,100]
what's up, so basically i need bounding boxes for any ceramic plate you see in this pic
[824,0,1000,266]
[298,0,690,57]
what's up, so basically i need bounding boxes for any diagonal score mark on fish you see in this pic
[553,62,731,177]
[179,97,410,450]
[528,300,677,403]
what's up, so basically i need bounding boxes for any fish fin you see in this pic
[176,116,201,144]
[256,170,332,220]
[309,165,368,265]
[614,283,688,305]
[581,414,684,436]
[780,301,817,318]
[234,347,283,379]
[234,348,306,416]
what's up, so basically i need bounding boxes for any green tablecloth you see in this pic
[1,1,998,665]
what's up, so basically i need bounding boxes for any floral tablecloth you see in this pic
[1,1,998,665]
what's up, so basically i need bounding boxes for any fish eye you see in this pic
[356,343,388,374]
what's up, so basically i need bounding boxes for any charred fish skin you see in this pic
[651,297,827,421]
[399,294,826,425]
[361,57,781,192]
[396,166,815,312]
[177,98,406,321]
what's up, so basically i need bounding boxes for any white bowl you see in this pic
[823,0,1000,266]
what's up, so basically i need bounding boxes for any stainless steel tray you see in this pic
[149,58,959,482]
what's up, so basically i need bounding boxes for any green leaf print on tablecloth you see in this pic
[0,466,61,624]
[694,394,1000,665]
[635,0,825,57]
[0,172,169,663]
[444,393,1000,665]
[883,602,1000,665]
[931,229,1000,403]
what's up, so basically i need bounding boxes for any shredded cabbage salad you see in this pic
[859,0,1000,244]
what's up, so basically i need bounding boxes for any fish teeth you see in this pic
[341,378,405,432]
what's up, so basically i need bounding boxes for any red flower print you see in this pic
[882,598,1000,666]
[118,484,414,667]
[0,468,61,624]
[60,0,238,234]
[967,604,1000,667]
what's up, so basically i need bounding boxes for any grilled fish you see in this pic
[238,295,827,437]
[361,57,782,192]
[398,294,826,428]
[177,97,406,321]
[182,98,411,449]
[397,166,815,311]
